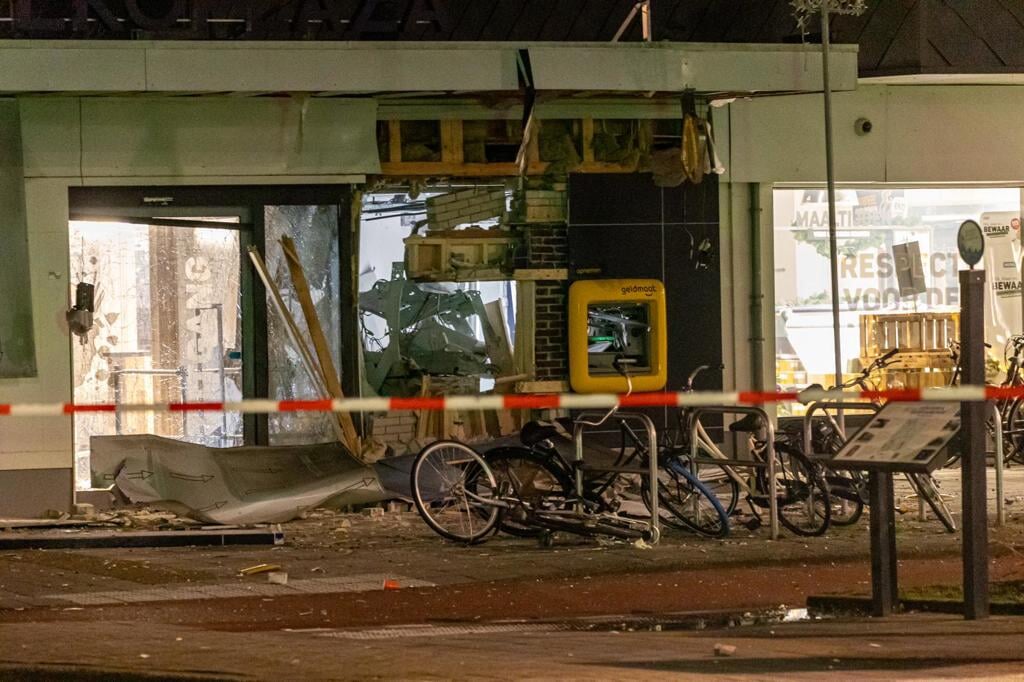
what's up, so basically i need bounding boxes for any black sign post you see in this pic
[957,219,988,620]
[868,470,897,616]
[959,268,989,620]
[828,400,960,616]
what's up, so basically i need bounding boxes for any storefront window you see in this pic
[358,188,517,398]
[774,187,1021,405]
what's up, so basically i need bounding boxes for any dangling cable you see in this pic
[577,358,634,428]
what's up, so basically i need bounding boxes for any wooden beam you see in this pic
[514,380,570,394]
[379,160,637,177]
[582,117,595,164]
[513,268,569,281]
[481,300,515,376]
[279,236,361,454]
[388,120,402,164]
[513,280,536,381]
[441,119,465,165]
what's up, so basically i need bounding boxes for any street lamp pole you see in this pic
[821,7,845,408]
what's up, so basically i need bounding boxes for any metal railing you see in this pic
[801,401,880,460]
[688,406,778,540]
[573,411,660,544]
[804,399,1005,526]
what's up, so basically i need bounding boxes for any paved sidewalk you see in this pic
[1,469,1021,612]
[1,614,1022,680]
[0,469,1020,679]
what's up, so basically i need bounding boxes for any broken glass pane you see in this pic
[264,205,341,445]
[358,190,517,398]
[70,220,243,490]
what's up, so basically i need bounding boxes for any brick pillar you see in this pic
[523,224,569,381]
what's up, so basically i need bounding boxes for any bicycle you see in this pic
[945,334,1024,470]
[802,348,957,533]
[651,365,832,537]
[986,336,1024,466]
[410,362,663,544]
[616,418,731,539]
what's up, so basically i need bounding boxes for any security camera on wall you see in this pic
[855,118,873,136]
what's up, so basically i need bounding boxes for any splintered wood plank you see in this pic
[513,280,536,379]
[441,120,465,165]
[388,120,402,164]
[280,235,360,453]
[482,300,515,376]
[514,268,569,281]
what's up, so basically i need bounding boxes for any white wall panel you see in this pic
[884,87,1024,182]
[0,45,145,92]
[530,44,857,93]
[79,98,380,177]
[728,87,888,183]
[0,178,76,470]
[0,100,35,379]
[19,98,81,178]
[729,85,1024,184]
[20,97,380,179]
[145,45,518,92]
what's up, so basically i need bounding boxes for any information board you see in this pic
[829,402,960,473]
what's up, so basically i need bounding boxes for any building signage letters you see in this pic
[5,0,450,39]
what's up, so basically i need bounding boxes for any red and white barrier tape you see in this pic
[0,385,1020,417]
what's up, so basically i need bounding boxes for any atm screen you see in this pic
[586,302,652,375]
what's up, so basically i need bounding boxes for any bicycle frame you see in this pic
[802,401,881,462]
[686,406,779,540]
[573,411,661,543]
[804,391,955,530]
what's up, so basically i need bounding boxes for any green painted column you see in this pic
[0,100,36,378]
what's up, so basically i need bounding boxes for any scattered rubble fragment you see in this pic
[713,643,736,657]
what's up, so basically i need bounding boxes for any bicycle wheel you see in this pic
[1005,399,1024,465]
[906,473,957,533]
[766,444,831,537]
[411,441,500,543]
[642,456,730,538]
[826,473,866,526]
[483,446,573,537]
[664,448,741,516]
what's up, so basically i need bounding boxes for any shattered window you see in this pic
[70,221,243,490]
[264,205,342,445]
[358,189,517,399]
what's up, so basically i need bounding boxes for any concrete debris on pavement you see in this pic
[713,643,737,657]
[239,563,282,576]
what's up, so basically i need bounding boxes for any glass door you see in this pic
[70,219,244,489]
[68,185,353,485]
[263,205,341,445]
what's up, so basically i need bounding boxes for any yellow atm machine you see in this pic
[568,279,668,393]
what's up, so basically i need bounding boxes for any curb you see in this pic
[807,594,1024,616]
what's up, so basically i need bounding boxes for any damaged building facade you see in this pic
[2,29,843,516]
[5,0,1017,519]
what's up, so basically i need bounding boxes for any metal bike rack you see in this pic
[801,401,881,460]
[573,412,660,544]
[804,401,930,522]
[992,403,1005,527]
[805,400,1005,526]
[688,406,778,540]
[802,401,881,522]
